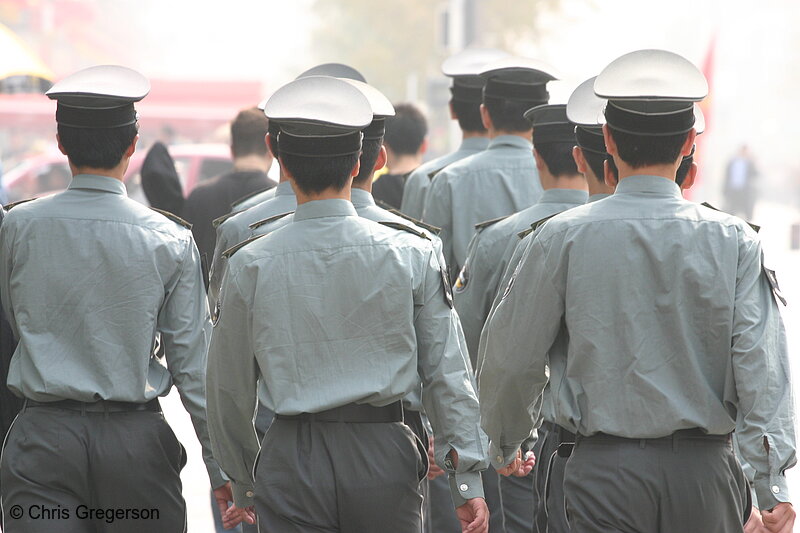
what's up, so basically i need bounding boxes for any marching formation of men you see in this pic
[0,45,795,533]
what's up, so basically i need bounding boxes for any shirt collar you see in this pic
[293,199,358,222]
[68,174,127,196]
[539,188,589,205]
[460,136,490,151]
[350,188,376,209]
[275,181,295,197]
[588,193,613,203]
[614,175,682,198]
[488,135,533,151]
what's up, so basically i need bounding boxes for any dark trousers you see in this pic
[564,432,749,533]
[1,405,186,533]
[255,418,425,533]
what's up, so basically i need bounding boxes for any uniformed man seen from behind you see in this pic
[422,56,558,281]
[0,65,235,532]
[206,76,490,533]
[478,50,796,533]
[401,48,507,220]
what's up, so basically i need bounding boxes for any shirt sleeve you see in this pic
[400,168,425,220]
[731,238,796,510]
[205,265,261,508]
[207,219,234,310]
[422,174,455,279]
[158,237,227,489]
[453,231,495,366]
[414,246,489,508]
[0,212,18,336]
[477,235,562,469]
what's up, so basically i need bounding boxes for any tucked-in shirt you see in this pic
[183,169,277,261]
[454,188,588,364]
[422,135,542,279]
[478,175,795,510]
[0,174,225,488]
[208,180,297,307]
[207,199,488,508]
[401,137,489,220]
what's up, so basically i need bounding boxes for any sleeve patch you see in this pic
[763,267,787,306]
[454,261,469,293]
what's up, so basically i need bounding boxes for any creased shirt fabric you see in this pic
[208,180,297,307]
[422,135,542,279]
[206,199,488,508]
[0,174,225,488]
[401,137,489,220]
[478,175,795,510]
[454,188,588,363]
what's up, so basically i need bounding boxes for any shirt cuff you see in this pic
[754,474,790,511]
[488,440,519,470]
[207,464,229,490]
[448,471,484,508]
[231,481,256,508]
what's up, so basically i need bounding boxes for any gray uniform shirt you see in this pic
[422,135,543,279]
[207,199,488,508]
[0,174,225,488]
[232,186,277,212]
[454,188,588,363]
[478,176,795,509]
[208,180,297,306]
[400,137,489,220]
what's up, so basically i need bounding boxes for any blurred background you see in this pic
[1,0,797,529]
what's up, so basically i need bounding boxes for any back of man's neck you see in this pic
[489,129,531,140]
[233,153,272,174]
[386,154,421,175]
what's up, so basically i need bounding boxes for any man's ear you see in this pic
[603,158,618,188]
[573,146,588,174]
[56,133,67,156]
[602,125,618,157]
[374,145,387,171]
[266,133,278,158]
[125,134,139,159]
[480,104,492,131]
[350,157,361,178]
[680,129,697,158]
[419,137,428,156]
[680,162,698,191]
[448,100,457,120]
[533,148,546,174]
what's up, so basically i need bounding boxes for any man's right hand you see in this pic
[762,502,794,533]
[745,506,767,533]
[456,497,488,533]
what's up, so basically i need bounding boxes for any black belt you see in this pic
[24,398,161,413]
[275,401,403,423]
[577,428,731,446]
[541,421,576,443]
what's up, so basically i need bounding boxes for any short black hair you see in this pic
[280,152,359,195]
[676,155,693,187]
[353,138,383,185]
[451,99,486,133]
[57,123,138,169]
[231,108,270,158]
[535,142,578,178]
[608,127,689,169]
[383,103,427,155]
[483,96,535,133]
[582,150,607,184]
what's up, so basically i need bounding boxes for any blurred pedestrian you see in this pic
[183,107,276,268]
[141,141,184,215]
[372,102,427,209]
[723,144,759,220]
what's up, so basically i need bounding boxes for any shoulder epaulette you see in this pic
[212,210,242,229]
[249,211,293,230]
[222,234,267,259]
[700,202,760,233]
[3,198,36,210]
[378,221,431,240]
[517,214,557,240]
[231,186,271,209]
[427,167,445,181]
[474,215,510,230]
[375,198,395,210]
[517,227,534,239]
[387,209,441,235]
[151,207,192,229]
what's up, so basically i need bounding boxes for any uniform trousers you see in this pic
[533,423,571,533]
[563,431,749,533]
[1,404,186,533]
[255,418,426,533]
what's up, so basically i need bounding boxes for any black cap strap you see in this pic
[604,101,695,136]
[362,118,386,141]
[532,123,576,146]
[56,103,138,128]
[575,126,607,155]
[483,79,549,104]
[278,130,363,157]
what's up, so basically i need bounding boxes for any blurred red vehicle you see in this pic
[2,143,232,205]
